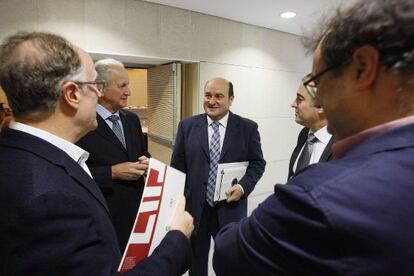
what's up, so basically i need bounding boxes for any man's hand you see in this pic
[138,155,149,166]
[226,184,244,203]
[111,156,149,181]
[170,196,194,238]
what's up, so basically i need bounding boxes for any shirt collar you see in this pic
[8,121,89,164]
[312,125,331,145]
[96,104,120,120]
[333,115,414,158]
[207,112,229,128]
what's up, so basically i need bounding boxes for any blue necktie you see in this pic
[296,133,318,172]
[107,114,126,148]
[206,121,221,206]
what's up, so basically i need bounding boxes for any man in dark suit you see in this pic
[288,83,333,179]
[77,59,149,253]
[0,31,193,275]
[213,0,414,275]
[171,77,266,276]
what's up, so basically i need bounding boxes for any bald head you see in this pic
[205,78,234,98]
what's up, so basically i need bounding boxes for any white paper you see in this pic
[214,161,248,202]
[118,158,186,273]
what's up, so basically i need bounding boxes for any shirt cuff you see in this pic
[236,184,244,195]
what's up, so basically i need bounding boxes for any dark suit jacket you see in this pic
[287,126,334,179]
[213,123,414,275]
[0,128,190,275]
[171,112,266,232]
[77,109,150,252]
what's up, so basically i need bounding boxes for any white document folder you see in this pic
[214,161,248,202]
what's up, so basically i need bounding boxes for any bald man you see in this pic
[171,77,266,276]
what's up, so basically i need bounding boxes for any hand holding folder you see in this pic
[214,162,248,202]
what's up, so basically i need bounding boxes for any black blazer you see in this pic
[287,127,334,180]
[77,109,150,252]
[171,112,266,232]
[0,127,190,275]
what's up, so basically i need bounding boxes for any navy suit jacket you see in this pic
[214,123,414,275]
[287,126,334,179]
[171,112,266,232]
[77,109,149,252]
[0,128,190,275]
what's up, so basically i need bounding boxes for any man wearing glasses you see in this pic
[213,0,414,275]
[288,83,333,179]
[77,58,150,254]
[0,32,193,275]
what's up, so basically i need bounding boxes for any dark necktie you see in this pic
[206,121,221,206]
[296,133,318,172]
[107,114,126,148]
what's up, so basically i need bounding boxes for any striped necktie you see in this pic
[296,132,318,172]
[206,121,221,206]
[107,114,126,148]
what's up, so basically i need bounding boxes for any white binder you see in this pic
[214,161,248,202]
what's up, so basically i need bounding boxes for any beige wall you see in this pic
[0,0,310,211]
[182,63,200,119]
[127,68,147,107]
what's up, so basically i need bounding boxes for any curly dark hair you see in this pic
[0,32,82,117]
[304,0,414,75]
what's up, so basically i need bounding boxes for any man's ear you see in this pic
[229,95,235,106]
[352,45,380,90]
[312,99,322,109]
[317,106,325,115]
[61,82,81,109]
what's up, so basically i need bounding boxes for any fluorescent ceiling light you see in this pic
[280,11,296,19]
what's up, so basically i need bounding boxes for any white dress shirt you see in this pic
[9,121,92,177]
[207,112,229,152]
[96,104,126,139]
[294,125,332,171]
[206,112,244,194]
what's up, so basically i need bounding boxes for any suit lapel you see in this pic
[197,115,209,159]
[319,136,334,162]
[220,112,239,161]
[96,113,127,152]
[63,159,111,215]
[288,127,309,179]
[119,110,134,159]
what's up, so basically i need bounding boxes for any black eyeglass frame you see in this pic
[302,60,350,97]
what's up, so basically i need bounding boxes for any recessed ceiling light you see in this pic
[280,11,296,19]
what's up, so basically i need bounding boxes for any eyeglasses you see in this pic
[74,80,106,95]
[302,60,349,97]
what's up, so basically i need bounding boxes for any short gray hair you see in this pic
[94,58,125,84]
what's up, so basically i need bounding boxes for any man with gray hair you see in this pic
[77,58,149,253]
[0,31,193,275]
[288,83,333,179]
[214,0,414,274]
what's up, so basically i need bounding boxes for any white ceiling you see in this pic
[143,0,357,36]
